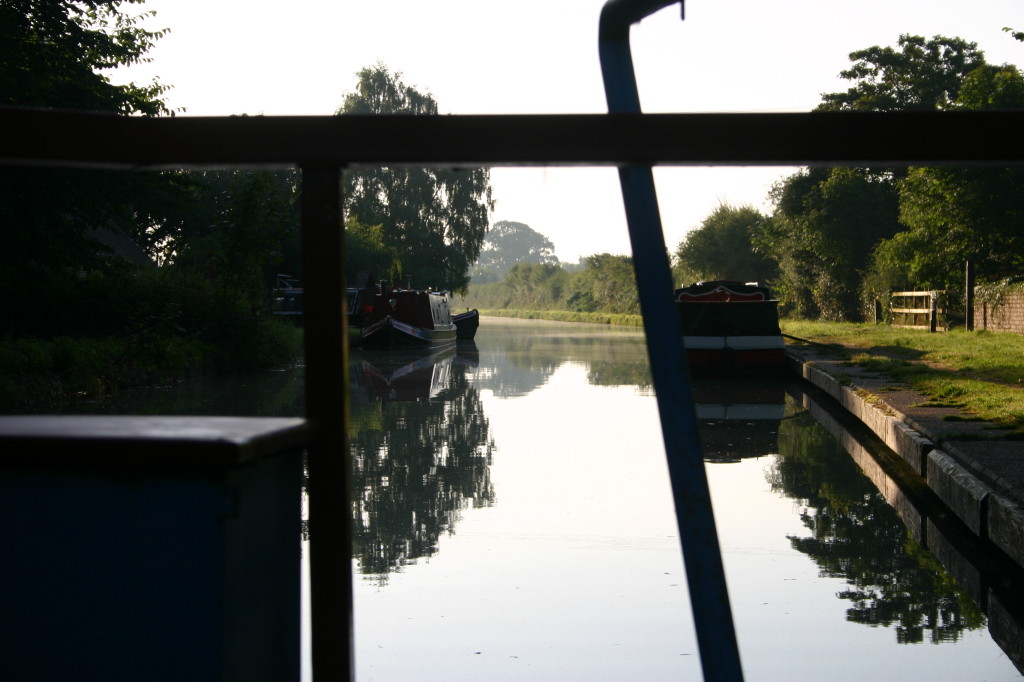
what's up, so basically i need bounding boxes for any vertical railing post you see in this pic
[300,163,353,681]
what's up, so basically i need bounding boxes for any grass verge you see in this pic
[781,320,1024,435]
[477,309,644,327]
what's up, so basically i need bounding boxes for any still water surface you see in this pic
[83,318,1022,680]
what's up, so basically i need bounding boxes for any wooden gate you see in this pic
[890,290,947,332]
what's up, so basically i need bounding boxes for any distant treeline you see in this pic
[460,255,639,315]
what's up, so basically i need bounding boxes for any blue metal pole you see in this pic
[598,2,744,680]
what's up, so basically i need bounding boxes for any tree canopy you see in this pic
[565,254,638,314]
[816,34,986,112]
[471,220,559,284]
[337,64,493,293]
[1,0,178,336]
[765,32,1023,320]
[2,4,301,372]
[1,0,172,115]
[343,216,401,286]
[761,167,901,320]
[672,203,776,287]
[851,37,1024,295]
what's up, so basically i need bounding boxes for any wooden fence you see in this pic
[889,290,947,332]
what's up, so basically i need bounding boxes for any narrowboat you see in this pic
[271,275,304,324]
[347,285,376,346]
[675,280,785,371]
[359,286,458,351]
[453,308,480,340]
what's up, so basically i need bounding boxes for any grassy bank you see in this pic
[476,309,644,327]
[782,320,1024,434]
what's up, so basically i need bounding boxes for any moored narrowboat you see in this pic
[675,280,785,371]
[453,308,480,340]
[359,286,458,351]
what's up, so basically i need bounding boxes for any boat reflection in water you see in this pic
[693,378,787,464]
[348,342,493,583]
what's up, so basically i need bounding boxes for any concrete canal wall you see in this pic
[786,348,1024,673]
[785,349,1024,575]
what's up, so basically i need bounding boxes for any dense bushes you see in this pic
[0,267,303,409]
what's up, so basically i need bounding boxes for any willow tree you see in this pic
[336,64,493,293]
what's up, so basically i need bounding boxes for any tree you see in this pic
[895,164,1024,291]
[865,59,1024,293]
[337,64,493,293]
[761,168,901,320]
[1,0,172,114]
[565,254,638,314]
[164,170,300,309]
[343,216,401,286]
[471,220,559,284]
[0,0,176,336]
[673,203,776,286]
[502,262,569,309]
[787,33,1017,319]
[817,35,986,112]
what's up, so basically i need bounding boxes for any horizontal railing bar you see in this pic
[2,107,1023,169]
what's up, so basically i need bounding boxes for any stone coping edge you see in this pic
[786,353,1024,572]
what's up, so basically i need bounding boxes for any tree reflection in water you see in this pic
[768,399,985,643]
[349,346,495,582]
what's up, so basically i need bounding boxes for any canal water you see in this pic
[76,318,1022,680]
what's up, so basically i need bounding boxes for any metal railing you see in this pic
[3,24,1023,682]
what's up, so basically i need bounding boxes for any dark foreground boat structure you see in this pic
[359,286,458,351]
[675,280,785,371]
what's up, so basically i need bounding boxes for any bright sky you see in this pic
[119,0,1023,263]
